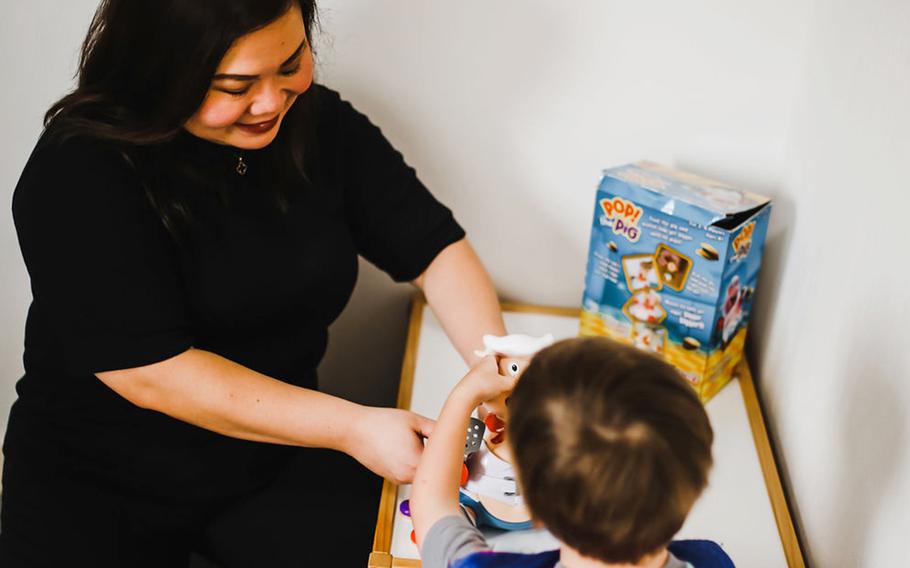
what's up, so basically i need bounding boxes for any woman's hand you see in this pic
[453,355,519,409]
[344,406,435,484]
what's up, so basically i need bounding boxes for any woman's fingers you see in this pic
[393,412,433,483]
[413,412,435,439]
[344,407,425,483]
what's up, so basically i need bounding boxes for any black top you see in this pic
[7,85,464,502]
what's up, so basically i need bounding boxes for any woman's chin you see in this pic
[229,127,281,150]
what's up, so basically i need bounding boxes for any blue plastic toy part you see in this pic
[458,491,533,532]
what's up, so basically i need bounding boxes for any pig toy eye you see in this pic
[508,363,520,377]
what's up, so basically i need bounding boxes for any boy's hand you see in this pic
[411,355,516,547]
[453,355,518,408]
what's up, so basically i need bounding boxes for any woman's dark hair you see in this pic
[508,337,714,564]
[45,0,319,237]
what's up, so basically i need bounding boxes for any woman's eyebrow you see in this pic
[279,38,307,66]
[213,38,307,81]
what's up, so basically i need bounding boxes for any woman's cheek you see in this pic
[197,97,248,128]
[290,57,315,94]
[281,71,313,112]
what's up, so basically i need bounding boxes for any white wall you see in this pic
[749,0,910,565]
[2,1,908,565]
[314,0,809,408]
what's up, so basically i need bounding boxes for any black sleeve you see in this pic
[12,137,193,374]
[326,88,466,282]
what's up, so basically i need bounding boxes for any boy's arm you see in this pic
[411,387,477,548]
[411,356,515,549]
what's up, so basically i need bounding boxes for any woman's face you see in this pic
[185,3,313,149]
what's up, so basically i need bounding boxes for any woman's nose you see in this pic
[249,81,284,117]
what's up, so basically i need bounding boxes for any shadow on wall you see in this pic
[733,185,814,561]
[315,185,583,409]
[748,189,796,377]
[832,330,906,565]
[318,258,413,409]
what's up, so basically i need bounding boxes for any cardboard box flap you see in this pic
[601,161,771,227]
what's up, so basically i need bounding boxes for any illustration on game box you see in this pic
[580,161,772,402]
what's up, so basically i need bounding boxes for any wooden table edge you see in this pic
[371,296,425,554]
[368,552,421,568]
[369,297,805,567]
[737,362,806,567]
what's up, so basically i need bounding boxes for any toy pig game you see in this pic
[580,161,772,402]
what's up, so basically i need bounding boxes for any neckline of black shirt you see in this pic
[173,128,268,176]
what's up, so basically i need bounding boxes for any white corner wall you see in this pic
[749,0,910,565]
[313,0,811,412]
[2,1,908,565]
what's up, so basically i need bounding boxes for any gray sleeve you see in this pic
[420,514,490,568]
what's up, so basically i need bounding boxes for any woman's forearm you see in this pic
[96,348,361,451]
[414,238,505,364]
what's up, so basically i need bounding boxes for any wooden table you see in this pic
[368,299,804,568]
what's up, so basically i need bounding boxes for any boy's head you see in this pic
[507,337,713,564]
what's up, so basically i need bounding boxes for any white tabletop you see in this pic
[387,308,788,568]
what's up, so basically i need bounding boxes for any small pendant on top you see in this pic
[236,155,248,176]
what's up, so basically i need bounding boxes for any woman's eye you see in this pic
[217,87,250,97]
[280,64,301,77]
[508,363,520,376]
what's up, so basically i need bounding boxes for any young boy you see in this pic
[411,337,729,568]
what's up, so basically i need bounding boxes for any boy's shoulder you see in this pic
[668,540,736,568]
[450,540,735,568]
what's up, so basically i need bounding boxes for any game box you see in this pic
[580,162,772,402]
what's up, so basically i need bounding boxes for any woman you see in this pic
[1,1,506,566]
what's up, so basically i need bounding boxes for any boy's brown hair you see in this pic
[508,337,713,564]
